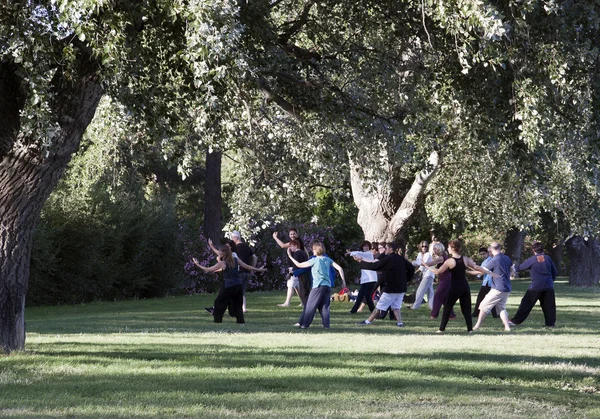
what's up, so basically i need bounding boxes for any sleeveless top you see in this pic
[449,256,467,284]
[223,259,242,288]
[437,254,451,282]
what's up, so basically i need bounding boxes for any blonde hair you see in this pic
[312,242,325,256]
[432,242,445,256]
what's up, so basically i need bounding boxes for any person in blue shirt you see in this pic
[510,241,558,327]
[470,247,498,318]
[287,242,346,329]
[473,242,513,331]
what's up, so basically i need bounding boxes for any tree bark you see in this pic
[203,149,222,243]
[504,227,526,262]
[0,47,103,354]
[350,150,441,243]
[565,236,600,286]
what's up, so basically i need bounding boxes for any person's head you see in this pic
[288,228,299,240]
[361,240,372,251]
[419,240,429,254]
[532,241,544,254]
[289,239,301,252]
[489,241,501,256]
[377,242,386,253]
[219,245,235,268]
[230,230,242,243]
[448,240,462,255]
[386,242,399,255]
[479,247,489,258]
[226,239,236,249]
[312,241,325,256]
[371,242,379,253]
[432,242,445,256]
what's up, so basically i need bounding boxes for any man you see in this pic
[354,242,415,327]
[473,242,513,331]
[470,247,498,318]
[231,231,257,313]
[510,242,558,327]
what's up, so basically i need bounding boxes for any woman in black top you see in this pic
[424,240,489,333]
[194,245,266,324]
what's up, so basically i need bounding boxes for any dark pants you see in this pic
[511,289,556,326]
[431,278,455,319]
[298,286,331,328]
[472,284,498,318]
[350,282,376,313]
[440,280,472,332]
[240,272,249,295]
[298,274,311,306]
[213,284,244,324]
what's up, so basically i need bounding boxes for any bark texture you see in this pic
[0,45,103,353]
[203,149,222,243]
[504,227,526,262]
[350,150,441,243]
[565,236,600,286]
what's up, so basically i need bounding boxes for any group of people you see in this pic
[193,227,558,332]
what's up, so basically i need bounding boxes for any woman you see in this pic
[411,240,435,310]
[287,242,346,329]
[274,228,307,307]
[424,240,487,333]
[193,245,266,324]
[346,241,378,314]
[427,242,454,320]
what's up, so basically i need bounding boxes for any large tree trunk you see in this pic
[203,149,222,243]
[504,227,526,262]
[565,236,600,286]
[350,150,441,244]
[0,48,103,353]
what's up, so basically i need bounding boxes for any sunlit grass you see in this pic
[1,279,598,417]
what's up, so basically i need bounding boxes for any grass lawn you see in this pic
[1,279,599,418]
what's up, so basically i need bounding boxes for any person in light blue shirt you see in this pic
[470,247,498,318]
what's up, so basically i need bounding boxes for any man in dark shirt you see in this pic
[510,241,558,327]
[354,242,415,327]
[231,231,256,313]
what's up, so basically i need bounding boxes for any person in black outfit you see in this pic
[231,231,257,313]
[353,242,415,327]
[424,239,491,333]
[193,245,266,323]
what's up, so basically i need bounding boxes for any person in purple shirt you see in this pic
[509,241,558,327]
[472,242,513,332]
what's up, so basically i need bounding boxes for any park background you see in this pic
[1,1,600,416]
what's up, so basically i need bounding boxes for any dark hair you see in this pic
[387,242,399,252]
[226,239,236,249]
[478,247,488,253]
[289,239,301,248]
[219,245,235,269]
[361,240,372,250]
[289,227,298,234]
[448,239,461,253]
[532,241,544,254]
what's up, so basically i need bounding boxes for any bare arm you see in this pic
[193,258,225,273]
[287,248,312,268]
[208,239,219,256]
[425,258,454,275]
[465,257,500,278]
[251,254,258,267]
[272,232,290,249]
[237,258,267,273]
[332,261,346,286]
[426,256,443,267]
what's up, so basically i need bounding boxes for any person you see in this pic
[273,228,307,307]
[287,242,346,329]
[472,242,513,332]
[354,242,415,327]
[230,231,257,313]
[193,245,266,324]
[346,241,378,314]
[427,242,455,320]
[288,239,310,306]
[410,240,434,310]
[423,239,489,333]
[470,247,498,318]
[205,238,241,316]
[509,241,558,327]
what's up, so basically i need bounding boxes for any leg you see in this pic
[317,287,331,328]
[363,282,376,312]
[212,285,229,323]
[229,285,245,324]
[301,287,326,328]
[426,281,435,310]
[539,289,556,326]
[472,285,491,317]
[499,309,510,331]
[439,287,459,331]
[279,280,295,307]
[412,275,433,309]
[350,283,368,313]
[510,289,539,325]
[240,273,249,312]
[457,285,473,331]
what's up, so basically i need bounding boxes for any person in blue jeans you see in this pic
[287,242,346,329]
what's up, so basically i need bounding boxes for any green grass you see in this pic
[1,279,599,418]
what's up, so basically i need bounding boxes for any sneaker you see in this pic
[349,310,356,314]
[204,307,214,314]
[397,322,404,327]
[357,320,371,325]
[294,323,301,327]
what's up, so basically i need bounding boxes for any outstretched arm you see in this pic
[208,239,220,256]
[287,248,312,268]
[465,257,500,278]
[332,262,346,287]
[237,258,267,273]
[193,258,225,273]
[272,232,290,249]
[424,258,452,275]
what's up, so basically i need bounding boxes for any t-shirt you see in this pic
[515,253,557,290]
[307,256,334,288]
[235,242,254,273]
[486,253,513,292]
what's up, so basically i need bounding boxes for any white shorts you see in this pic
[480,289,510,313]
[376,292,405,311]
[287,276,299,288]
